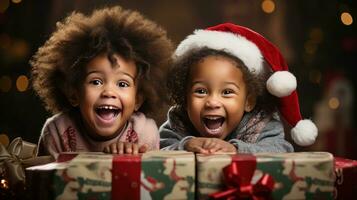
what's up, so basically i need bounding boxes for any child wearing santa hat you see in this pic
[160,23,318,153]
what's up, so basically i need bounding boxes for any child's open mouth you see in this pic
[202,116,225,135]
[95,105,121,125]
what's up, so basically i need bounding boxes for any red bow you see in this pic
[209,155,275,200]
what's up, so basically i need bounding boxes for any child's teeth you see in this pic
[99,106,116,110]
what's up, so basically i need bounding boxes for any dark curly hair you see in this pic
[167,48,278,119]
[30,6,173,119]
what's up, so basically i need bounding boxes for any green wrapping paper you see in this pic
[196,152,335,200]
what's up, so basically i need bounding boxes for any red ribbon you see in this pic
[209,154,275,200]
[112,154,141,200]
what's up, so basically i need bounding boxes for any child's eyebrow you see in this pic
[118,71,136,81]
[191,80,206,84]
[191,81,240,89]
[86,70,102,76]
[86,70,136,81]
[190,80,208,87]
[223,81,240,89]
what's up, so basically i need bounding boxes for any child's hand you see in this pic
[184,137,237,154]
[103,142,149,154]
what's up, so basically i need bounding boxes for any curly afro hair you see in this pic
[31,6,173,119]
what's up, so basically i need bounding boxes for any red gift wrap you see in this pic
[334,157,357,200]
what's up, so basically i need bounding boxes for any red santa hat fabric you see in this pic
[174,23,317,146]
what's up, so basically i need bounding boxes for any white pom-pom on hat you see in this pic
[267,71,297,97]
[174,23,318,146]
[291,120,318,146]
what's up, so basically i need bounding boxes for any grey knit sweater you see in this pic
[159,107,294,153]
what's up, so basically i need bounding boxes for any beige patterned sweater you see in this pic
[37,111,159,158]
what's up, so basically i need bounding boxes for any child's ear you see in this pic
[244,94,256,112]
[134,94,144,111]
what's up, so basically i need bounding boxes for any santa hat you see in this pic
[174,23,318,146]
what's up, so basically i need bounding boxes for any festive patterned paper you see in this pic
[196,152,335,200]
[26,152,112,199]
[111,151,195,200]
[26,151,195,200]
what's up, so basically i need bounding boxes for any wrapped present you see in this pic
[196,152,335,200]
[26,151,195,200]
[334,157,357,200]
[0,137,53,199]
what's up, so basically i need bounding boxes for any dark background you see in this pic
[0,0,356,158]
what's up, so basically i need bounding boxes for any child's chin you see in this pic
[202,127,225,138]
[92,126,119,138]
[93,131,118,140]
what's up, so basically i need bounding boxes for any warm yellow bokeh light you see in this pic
[11,40,29,59]
[12,0,22,3]
[0,0,9,13]
[0,34,11,50]
[304,40,317,55]
[341,12,353,26]
[309,70,322,84]
[16,75,29,92]
[328,97,340,109]
[261,0,275,14]
[0,76,12,92]
[0,133,9,146]
[309,28,324,43]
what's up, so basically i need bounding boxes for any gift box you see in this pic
[26,151,195,200]
[334,157,357,200]
[196,152,335,200]
[0,137,54,199]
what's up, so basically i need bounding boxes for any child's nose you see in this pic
[101,85,117,98]
[205,96,221,108]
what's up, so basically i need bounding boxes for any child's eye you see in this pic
[194,88,207,95]
[223,89,235,96]
[117,81,129,88]
[90,79,102,85]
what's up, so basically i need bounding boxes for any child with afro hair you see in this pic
[31,6,173,158]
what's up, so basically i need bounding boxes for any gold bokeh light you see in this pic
[0,0,9,13]
[261,0,275,14]
[341,12,353,26]
[309,28,324,43]
[0,76,12,92]
[16,75,29,92]
[328,97,340,109]
[309,70,322,84]
[304,40,317,55]
[0,133,9,146]
[11,40,29,59]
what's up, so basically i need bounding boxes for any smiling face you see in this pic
[186,55,255,139]
[72,53,140,140]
